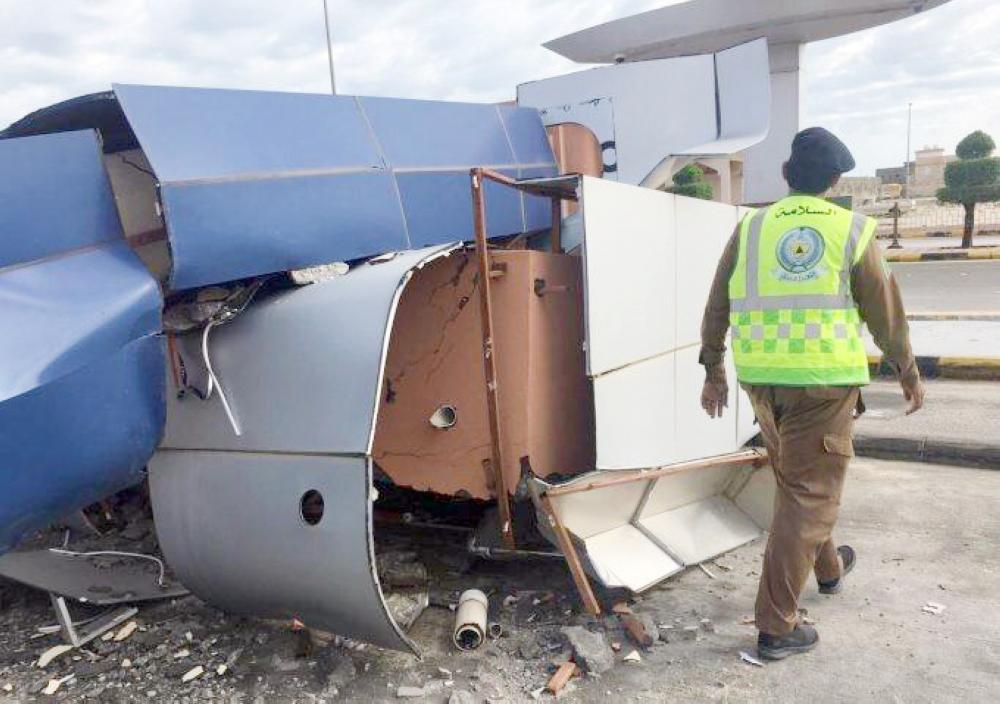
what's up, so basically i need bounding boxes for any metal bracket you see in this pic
[49,593,137,648]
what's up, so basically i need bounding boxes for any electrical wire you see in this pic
[47,549,166,587]
[201,320,242,436]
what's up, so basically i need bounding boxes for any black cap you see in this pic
[788,127,855,174]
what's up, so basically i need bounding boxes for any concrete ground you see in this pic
[567,457,1000,704]
[3,457,998,702]
[865,320,1000,358]
[854,379,1000,467]
[889,260,1000,314]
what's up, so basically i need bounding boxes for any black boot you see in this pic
[818,545,857,595]
[757,624,819,661]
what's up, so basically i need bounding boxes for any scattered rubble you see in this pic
[0,487,757,702]
[36,643,73,668]
[41,673,74,695]
[561,626,615,674]
[181,664,204,682]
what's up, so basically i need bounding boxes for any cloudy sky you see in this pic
[1,0,997,175]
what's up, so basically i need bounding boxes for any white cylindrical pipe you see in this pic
[453,589,488,651]
[429,404,458,429]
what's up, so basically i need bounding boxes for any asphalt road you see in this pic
[889,259,1000,313]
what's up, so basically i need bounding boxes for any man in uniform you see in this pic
[699,127,925,660]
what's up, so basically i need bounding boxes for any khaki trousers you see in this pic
[742,384,860,636]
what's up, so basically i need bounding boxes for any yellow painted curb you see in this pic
[968,247,1000,260]
[883,250,921,262]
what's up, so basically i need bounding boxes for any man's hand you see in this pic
[902,377,925,415]
[701,367,729,419]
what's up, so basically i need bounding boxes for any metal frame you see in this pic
[535,448,769,615]
[50,594,137,647]
[468,168,579,550]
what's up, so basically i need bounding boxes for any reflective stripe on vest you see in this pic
[727,194,877,386]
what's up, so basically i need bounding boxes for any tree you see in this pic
[937,130,1000,248]
[668,164,714,200]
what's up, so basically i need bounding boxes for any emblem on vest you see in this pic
[773,227,826,282]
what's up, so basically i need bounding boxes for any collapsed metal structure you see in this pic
[1,42,777,654]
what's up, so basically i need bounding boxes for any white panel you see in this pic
[551,480,649,540]
[674,197,739,345]
[716,39,770,146]
[583,525,683,592]
[594,354,675,470]
[518,56,717,185]
[638,495,762,565]
[581,177,677,376]
[638,463,733,518]
[732,467,776,529]
[674,347,740,461]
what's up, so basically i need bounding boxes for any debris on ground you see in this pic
[623,649,642,663]
[41,673,74,695]
[546,661,577,694]
[181,665,204,682]
[621,614,655,648]
[740,651,765,667]
[36,643,73,668]
[922,601,947,615]
[561,625,615,674]
[113,620,138,642]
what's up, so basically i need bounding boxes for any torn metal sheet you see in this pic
[531,452,774,593]
[5,85,557,291]
[150,451,415,653]
[161,245,460,454]
[0,130,164,554]
[151,244,460,654]
[0,550,188,606]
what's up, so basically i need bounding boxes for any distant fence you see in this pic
[870,199,1000,237]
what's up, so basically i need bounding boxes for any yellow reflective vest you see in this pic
[728,194,877,386]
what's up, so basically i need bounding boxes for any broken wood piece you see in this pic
[620,615,654,648]
[42,674,74,695]
[36,644,73,668]
[545,661,577,694]
[113,620,138,642]
[181,665,204,682]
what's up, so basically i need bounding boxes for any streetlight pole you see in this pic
[904,101,912,198]
[322,0,336,94]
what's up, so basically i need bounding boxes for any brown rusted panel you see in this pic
[372,249,594,498]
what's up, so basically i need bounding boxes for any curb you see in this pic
[883,246,1000,263]
[855,435,1000,469]
[868,355,1000,381]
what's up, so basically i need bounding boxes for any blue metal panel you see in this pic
[113,84,384,181]
[161,172,410,289]
[0,131,165,554]
[396,170,523,247]
[0,242,161,402]
[498,105,558,165]
[0,335,164,553]
[0,130,121,268]
[359,97,515,168]
[106,85,557,289]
